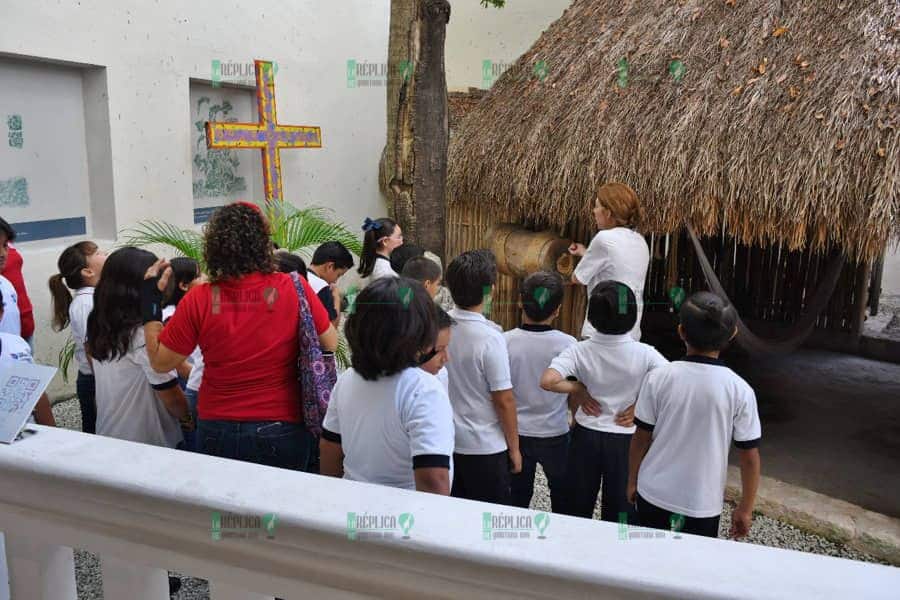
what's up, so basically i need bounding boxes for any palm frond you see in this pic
[57,336,76,384]
[334,330,351,370]
[269,204,363,257]
[120,221,206,265]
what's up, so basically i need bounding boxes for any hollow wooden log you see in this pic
[483,224,574,279]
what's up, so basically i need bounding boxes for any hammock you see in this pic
[685,223,845,356]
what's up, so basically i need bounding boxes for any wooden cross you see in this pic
[205,60,322,202]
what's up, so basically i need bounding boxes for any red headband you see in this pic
[234,201,262,214]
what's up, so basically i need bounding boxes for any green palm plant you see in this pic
[121,200,360,367]
[58,335,76,384]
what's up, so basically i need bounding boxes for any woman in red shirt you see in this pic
[142,203,338,470]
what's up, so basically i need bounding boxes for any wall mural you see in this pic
[192,97,246,199]
[0,177,29,207]
[7,114,23,149]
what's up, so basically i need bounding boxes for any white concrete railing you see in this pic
[1,426,898,600]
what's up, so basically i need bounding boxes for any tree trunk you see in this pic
[380,0,451,259]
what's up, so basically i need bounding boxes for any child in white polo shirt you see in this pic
[320,277,454,494]
[542,281,667,521]
[445,250,521,504]
[505,271,576,510]
[308,241,354,327]
[628,291,761,539]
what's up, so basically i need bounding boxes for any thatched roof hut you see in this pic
[446,0,899,351]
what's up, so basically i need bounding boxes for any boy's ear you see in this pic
[677,324,686,341]
[730,325,739,341]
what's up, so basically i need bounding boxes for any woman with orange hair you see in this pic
[568,182,649,341]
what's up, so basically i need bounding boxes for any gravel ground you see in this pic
[50,398,885,600]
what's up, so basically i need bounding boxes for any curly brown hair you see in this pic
[204,202,275,282]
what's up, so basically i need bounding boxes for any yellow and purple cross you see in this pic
[205,60,322,202]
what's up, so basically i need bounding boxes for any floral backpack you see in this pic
[289,272,337,437]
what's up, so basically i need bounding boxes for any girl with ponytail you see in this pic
[357,217,403,282]
[48,241,107,433]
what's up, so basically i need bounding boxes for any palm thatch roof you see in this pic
[448,0,899,262]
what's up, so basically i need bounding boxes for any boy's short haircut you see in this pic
[436,305,455,329]
[520,271,565,322]
[587,280,637,335]
[679,291,738,352]
[275,250,307,277]
[445,250,497,309]
[346,276,437,381]
[402,256,442,283]
[390,243,425,274]
[311,241,354,270]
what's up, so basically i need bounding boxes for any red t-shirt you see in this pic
[2,245,34,339]
[159,272,330,422]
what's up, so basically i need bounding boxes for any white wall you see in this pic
[0,0,392,396]
[445,0,572,91]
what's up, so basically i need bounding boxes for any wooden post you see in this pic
[850,259,873,348]
[868,258,884,317]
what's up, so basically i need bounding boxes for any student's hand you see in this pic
[730,507,753,539]
[144,258,172,294]
[508,448,523,474]
[568,242,587,257]
[615,403,636,427]
[572,387,602,417]
[627,481,637,505]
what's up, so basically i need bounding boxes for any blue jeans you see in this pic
[510,433,569,511]
[197,419,312,471]
[181,388,199,452]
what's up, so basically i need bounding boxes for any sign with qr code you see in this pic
[0,362,57,443]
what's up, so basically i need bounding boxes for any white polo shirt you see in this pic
[306,269,329,294]
[445,308,512,454]
[573,227,649,340]
[322,366,454,490]
[436,366,449,393]
[0,332,32,364]
[186,348,204,392]
[69,288,94,375]
[0,275,21,336]
[635,356,762,518]
[504,325,577,437]
[93,328,183,448]
[362,255,398,287]
[548,333,668,434]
